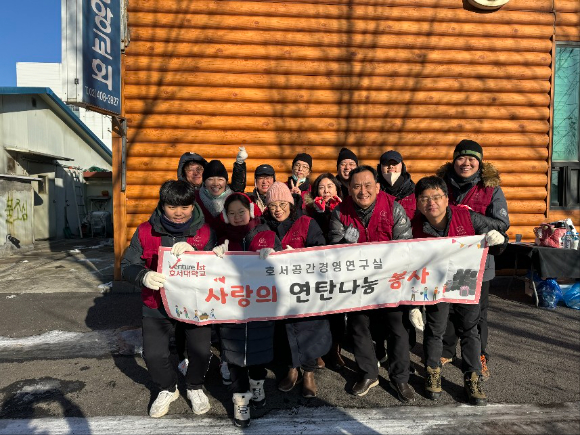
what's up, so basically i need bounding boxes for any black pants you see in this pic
[350,306,410,383]
[424,302,481,374]
[142,316,212,391]
[442,280,490,360]
[229,364,268,393]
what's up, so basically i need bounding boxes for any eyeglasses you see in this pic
[293,163,310,171]
[417,194,446,204]
[268,202,289,211]
[185,167,203,174]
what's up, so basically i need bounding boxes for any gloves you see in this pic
[313,197,326,213]
[213,240,229,258]
[485,230,505,246]
[284,245,294,251]
[344,225,360,243]
[409,307,425,331]
[327,195,342,211]
[142,271,166,291]
[171,242,195,257]
[236,146,248,164]
[259,248,275,260]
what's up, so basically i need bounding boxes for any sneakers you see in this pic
[232,392,252,427]
[187,389,211,415]
[178,358,189,377]
[480,354,490,379]
[425,366,442,400]
[220,361,232,385]
[464,372,487,406]
[149,387,180,418]
[440,357,453,366]
[249,378,266,408]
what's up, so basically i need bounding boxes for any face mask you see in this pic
[292,174,307,184]
[383,171,401,186]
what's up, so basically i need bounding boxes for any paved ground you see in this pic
[0,238,579,433]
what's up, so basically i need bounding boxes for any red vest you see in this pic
[227,228,277,252]
[397,193,417,220]
[138,221,212,309]
[447,182,493,215]
[412,205,475,238]
[339,191,395,242]
[281,215,312,249]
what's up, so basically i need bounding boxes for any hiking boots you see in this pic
[278,367,301,392]
[232,392,252,427]
[464,372,487,406]
[480,354,490,379]
[187,388,210,415]
[249,378,266,408]
[149,387,179,418]
[425,366,442,400]
[302,371,317,398]
[440,357,453,366]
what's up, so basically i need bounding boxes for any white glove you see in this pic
[485,230,505,246]
[409,307,425,331]
[259,248,275,260]
[284,245,294,251]
[171,242,195,257]
[236,146,248,164]
[344,225,360,243]
[142,271,166,291]
[213,240,229,258]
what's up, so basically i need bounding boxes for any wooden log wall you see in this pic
[118,0,578,258]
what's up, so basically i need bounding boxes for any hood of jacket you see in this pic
[436,161,501,188]
[376,163,415,200]
[177,152,207,182]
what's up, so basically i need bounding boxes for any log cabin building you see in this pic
[113,0,580,279]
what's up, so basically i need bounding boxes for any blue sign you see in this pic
[82,0,121,115]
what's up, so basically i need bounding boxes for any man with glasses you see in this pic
[249,164,276,212]
[328,165,416,402]
[287,153,312,203]
[412,176,508,406]
[336,147,359,198]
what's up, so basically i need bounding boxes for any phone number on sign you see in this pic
[84,86,119,107]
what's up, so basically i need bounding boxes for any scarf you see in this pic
[160,214,194,236]
[222,217,262,248]
[199,185,232,217]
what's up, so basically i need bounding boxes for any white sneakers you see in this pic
[249,379,266,408]
[220,361,232,385]
[232,392,252,427]
[187,389,211,415]
[178,358,189,377]
[149,388,180,418]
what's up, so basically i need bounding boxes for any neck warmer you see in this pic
[161,214,194,235]
[199,185,232,217]
[222,217,261,246]
[449,169,481,190]
[354,200,376,228]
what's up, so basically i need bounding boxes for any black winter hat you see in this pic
[453,139,483,164]
[202,160,228,182]
[292,153,312,169]
[380,150,403,166]
[337,147,358,168]
[255,164,276,178]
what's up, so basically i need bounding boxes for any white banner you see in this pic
[159,236,488,325]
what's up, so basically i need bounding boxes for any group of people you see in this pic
[121,139,510,427]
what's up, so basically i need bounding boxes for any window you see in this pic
[551,44,580,210]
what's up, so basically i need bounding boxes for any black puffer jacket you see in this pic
[218,225,280,367]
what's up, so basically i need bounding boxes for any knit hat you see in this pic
[292,153,312,170]
[265,181,295,205]
[255,164,276,178]
[380,150,403,166]
[337,147,358,169]
[453,139,483,164]
[202,160,228,182]
[222,192,257,223]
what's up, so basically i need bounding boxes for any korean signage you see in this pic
[62,0,121,115]
[159,236,488,325]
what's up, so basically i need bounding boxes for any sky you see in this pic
[0,0,61,87]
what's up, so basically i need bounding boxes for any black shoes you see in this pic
[351,378,379,396]
[389,381,416,403]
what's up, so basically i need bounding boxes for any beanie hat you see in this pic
[265,181,295,205]
[337,147,358,169]
[292,153,312,170]
[255,164,276,178]
[453,139,483,164]
[380,150,403,166]
[222,192,259,224]
[202,160,228,182]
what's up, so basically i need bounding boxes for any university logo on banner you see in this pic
[159,236,488,325]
